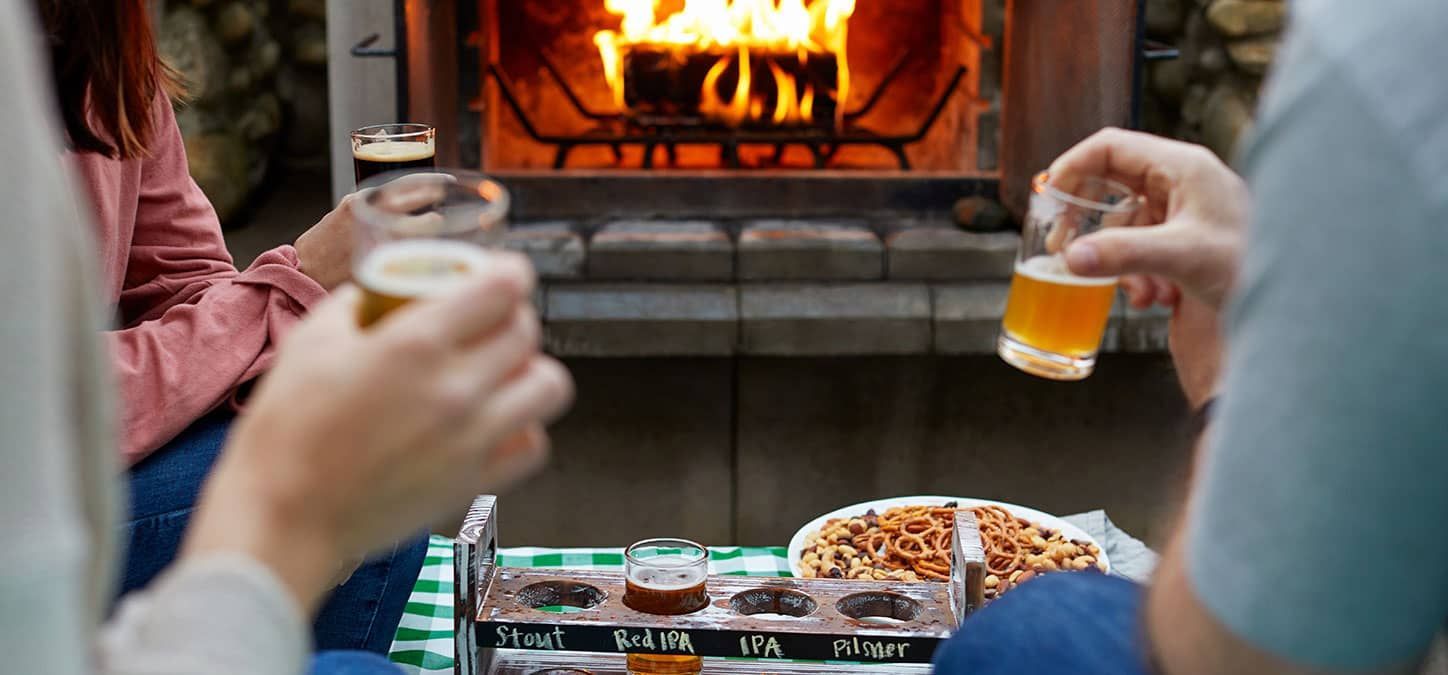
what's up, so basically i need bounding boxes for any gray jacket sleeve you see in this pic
[1185,1,1448,669]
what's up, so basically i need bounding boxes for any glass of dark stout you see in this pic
[352,123,436,185]
[623,539,710,675]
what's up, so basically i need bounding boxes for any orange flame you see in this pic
[595,0,856,128]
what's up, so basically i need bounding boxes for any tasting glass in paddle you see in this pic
[622,539,709,675]
[997,172,1142,380]
[351,170,510,328]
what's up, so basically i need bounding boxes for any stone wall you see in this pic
[157,0,330,223]
[1141,0,1286,160]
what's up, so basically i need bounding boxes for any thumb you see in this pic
[1064,225,1194,282]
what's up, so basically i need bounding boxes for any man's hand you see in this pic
[1048,128,1250,407]
[183,252,573,613]
[1051,128,1249,310]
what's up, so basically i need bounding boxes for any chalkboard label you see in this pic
[478,620,939,663]
[832,636,911,661]
[494,625,568,650]
[612,628,696,654]
[739,634,786,658]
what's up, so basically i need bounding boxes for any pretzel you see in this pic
[800,503,1107,596]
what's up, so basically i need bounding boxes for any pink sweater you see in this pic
[72,96,327,466]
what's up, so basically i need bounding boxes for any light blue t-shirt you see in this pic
[1186,0,1448,670]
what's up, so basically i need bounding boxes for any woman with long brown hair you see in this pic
[39,0,427,656]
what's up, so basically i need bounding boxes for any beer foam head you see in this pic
[1017,254,1118,286]
[354,140,435,163]
[355,240,492,299]
[627,560,707,589]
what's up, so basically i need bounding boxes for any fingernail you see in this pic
[1066,242,1100,274]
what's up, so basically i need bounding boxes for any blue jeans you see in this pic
[933,572,1153,675]
[311,651,403,674]
[121,409,429,654]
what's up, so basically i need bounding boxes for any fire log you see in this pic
[621,46,839,129]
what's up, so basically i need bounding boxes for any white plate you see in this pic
[786,495,1111,579]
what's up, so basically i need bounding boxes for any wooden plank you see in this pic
[488,652,931,674]
[476,569,956,664]
[999,0,1138,217]
[326,0,400,201]
[456,496,498,675]
[950,510,987,621]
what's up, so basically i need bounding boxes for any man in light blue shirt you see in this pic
[935,0,1448,672]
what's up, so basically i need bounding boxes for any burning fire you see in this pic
[594,0,856,128]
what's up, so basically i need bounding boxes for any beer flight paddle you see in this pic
[448,496,988,674]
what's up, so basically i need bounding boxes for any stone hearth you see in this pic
[507,219,1170,358]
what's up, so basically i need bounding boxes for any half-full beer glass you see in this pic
[997,172,1141,380]
[352,124,436,185]
[623,539,709,675]
[352,170,510,328]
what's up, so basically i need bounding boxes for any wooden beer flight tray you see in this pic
[452,497,987,675]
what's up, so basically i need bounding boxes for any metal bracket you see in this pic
[1142,38,1181,62]
[351,33,398,58]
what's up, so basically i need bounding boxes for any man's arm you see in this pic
[1147,12,1448,674]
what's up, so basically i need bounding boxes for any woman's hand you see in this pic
[183,252,574,613]
[1048,128,1250,407]
[294,194,359,290]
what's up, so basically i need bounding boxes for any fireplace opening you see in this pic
[384,0,1142,218]
[479,0,991,172]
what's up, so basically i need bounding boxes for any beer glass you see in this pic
[623,539,709,675]
[997,171,1141,381]
[352,170,510,328]
[352,123,436,185]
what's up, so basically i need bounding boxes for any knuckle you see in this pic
[433,378,477,420]
[385,329,445,363]
[538,360,575,407]
[1094,126,1129,144]
[1185,144,1220,169]
[516,308,542,347]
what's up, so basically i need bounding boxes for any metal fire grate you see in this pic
[489,49,968,171]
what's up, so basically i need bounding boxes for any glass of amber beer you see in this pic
[997,171,1142,381]
[351,170,510,328]
[623,539,710,675]
[351,124,436,185]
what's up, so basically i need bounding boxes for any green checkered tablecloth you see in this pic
[387,536,793,673]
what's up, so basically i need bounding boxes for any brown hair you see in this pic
[39,0,183,159]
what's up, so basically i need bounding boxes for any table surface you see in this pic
[387,537,794,673]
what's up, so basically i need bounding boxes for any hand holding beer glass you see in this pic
[352,170,510,328]
[997,172,1142,380]
[623,539,710,675]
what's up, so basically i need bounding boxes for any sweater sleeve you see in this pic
[107,97,327,464]
[98,555,310,675]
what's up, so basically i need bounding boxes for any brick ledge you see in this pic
[537,282,1169,358]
